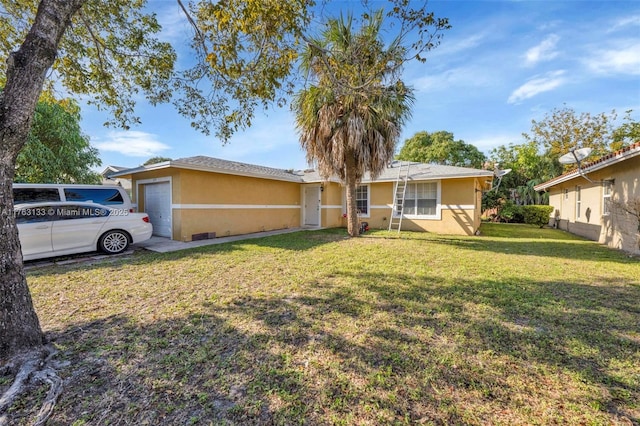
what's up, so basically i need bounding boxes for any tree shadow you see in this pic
[370,230,640,264]
[25,229,346,278]
[9,264,640,424]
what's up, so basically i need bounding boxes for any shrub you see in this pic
[498,201,524,223]
[521,205,554,227]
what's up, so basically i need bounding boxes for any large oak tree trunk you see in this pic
[0,162,44,358]
[0,0,85,361]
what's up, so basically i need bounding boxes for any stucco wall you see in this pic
[344,177,482,235]
[547,155,640,254]
[320,182,344,228]
[176,170,301,241]
[132,168,301,241]
[129,167,487,240]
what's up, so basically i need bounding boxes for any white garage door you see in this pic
[144,182,172,237]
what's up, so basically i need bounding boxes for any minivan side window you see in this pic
[14,205,57,224]
[13,188,61,204]
[64,188,124,205]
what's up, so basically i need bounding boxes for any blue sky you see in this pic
[82,1,640,171]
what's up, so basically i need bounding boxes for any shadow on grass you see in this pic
[25,228,348,278]
[28,226,638,282]
[24,262,639,425]
[365,227,638,264]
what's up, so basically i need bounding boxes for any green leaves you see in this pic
[176,0,312,140]
[293,10,416,182]
[15,98,102,183]
[396,131,486,168]
[0,0,452,143]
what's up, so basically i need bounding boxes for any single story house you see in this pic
[110,156,494,241]
[101,165,132,195]
[534,142,640,255]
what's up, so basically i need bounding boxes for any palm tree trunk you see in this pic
[345,151,360,237]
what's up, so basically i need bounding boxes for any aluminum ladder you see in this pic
[388,161,410,233]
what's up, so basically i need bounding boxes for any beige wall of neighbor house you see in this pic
[543,151,640,255]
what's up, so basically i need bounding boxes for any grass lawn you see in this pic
[7,223,640,425]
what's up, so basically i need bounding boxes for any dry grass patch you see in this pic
[3,224,639,425]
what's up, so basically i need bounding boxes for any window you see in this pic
[64,188,124,205]
[13,188,60,204]
[14,205,57,224]
[575,186,581,220]
[564,189,569,200]
[356,185,369,215]
[603,181,612,216]
[403,182,438,217]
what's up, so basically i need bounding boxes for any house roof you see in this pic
[534,141,640,191]
[101,165,130,178]
[110,156,304,183]
[301,160,494,183]
[110,156,493,184]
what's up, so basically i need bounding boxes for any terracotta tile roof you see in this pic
[534,141,640,191]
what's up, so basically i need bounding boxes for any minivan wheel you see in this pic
[99,230,130,254]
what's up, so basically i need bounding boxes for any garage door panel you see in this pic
[145,182,172,237]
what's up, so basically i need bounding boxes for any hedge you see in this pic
[521,205,554,227]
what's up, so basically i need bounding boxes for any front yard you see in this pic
[8,224,640,424]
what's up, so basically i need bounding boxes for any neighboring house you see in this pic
[534,142,640,255]
[110,156,493,241]
[101,165,132,195]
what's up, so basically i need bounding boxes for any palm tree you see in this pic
[293,10,414,236]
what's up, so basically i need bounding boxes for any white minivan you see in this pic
[15,201,152,260]
[13,183,135,212]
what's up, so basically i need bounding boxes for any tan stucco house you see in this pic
[534,142,640,255]
[111,156,493,241]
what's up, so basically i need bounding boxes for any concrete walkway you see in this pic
[137,227,310,253]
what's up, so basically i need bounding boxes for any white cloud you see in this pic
[585,41,640,76]
[443,32,488,55]
[507,70,566,104]
[412,66,494,92]
[156,3,193,43]
[93,131,171,157]
[609,15,640,32]
[524,34,560,65]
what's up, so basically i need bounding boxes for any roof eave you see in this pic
[534,143,640,191]
[111,160,303,183]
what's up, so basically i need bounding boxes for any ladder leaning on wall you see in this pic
[388,161,410,233]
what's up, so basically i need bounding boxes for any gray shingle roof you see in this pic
[172,156,304,182]
[111,156,492,183]
[301,160,493,183]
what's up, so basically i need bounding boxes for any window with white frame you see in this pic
[564,188,569,200]
[402,182,438,217]
[602,180,612,216]
[575,185,581,220]
[356,185,369,216]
